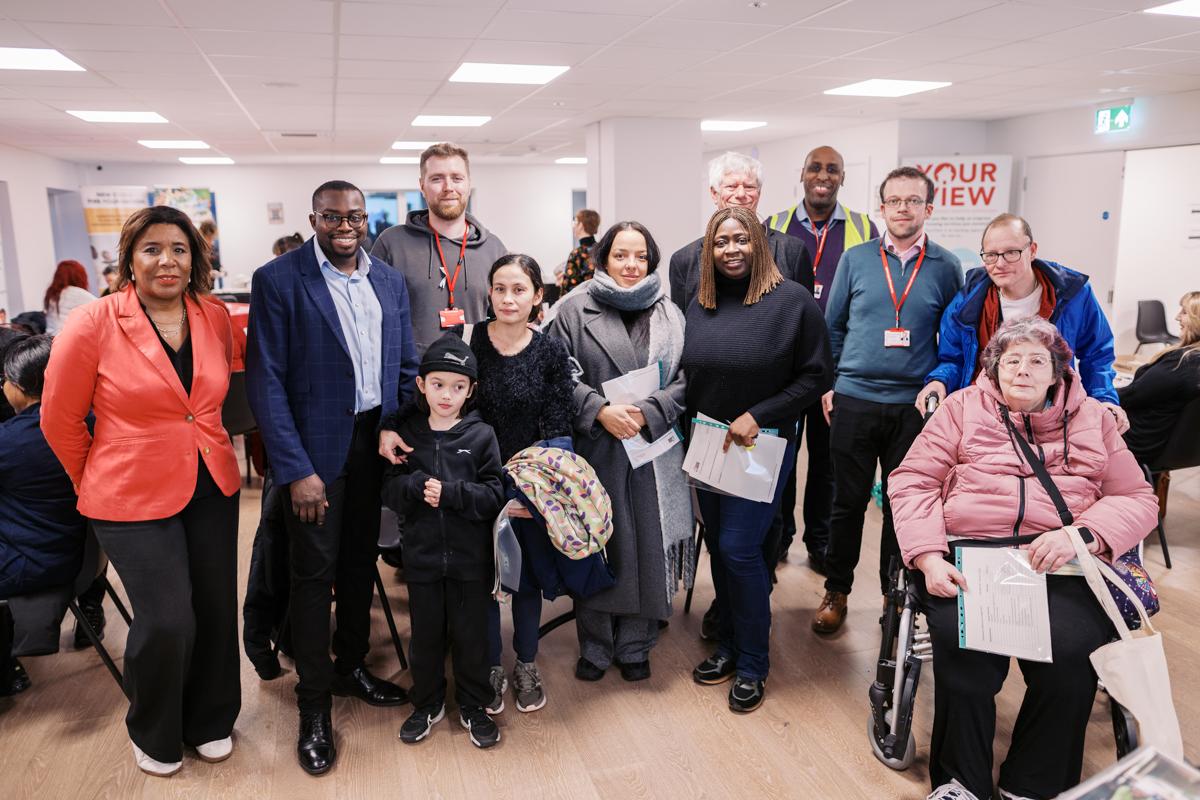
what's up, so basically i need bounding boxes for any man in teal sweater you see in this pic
[813,166,963,635]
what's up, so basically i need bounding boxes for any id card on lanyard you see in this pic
[434,225,470,328]
[811,221,830,300]
[880,241,926,348]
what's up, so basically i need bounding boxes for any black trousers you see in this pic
[283,407,384,714]
[916,569,1114,800]
[242,468,292,672]
[777,401,836,559]
[824,393,923,596]
[92,490,241,763]
[407,578,492,710]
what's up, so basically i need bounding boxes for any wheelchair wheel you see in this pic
[868,710,916,770]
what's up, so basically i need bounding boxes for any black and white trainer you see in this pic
[398,704,445,744]
[460,705,500,749]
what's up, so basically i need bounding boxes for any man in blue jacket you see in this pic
[914,213,1128,432]
[247,180,419,776]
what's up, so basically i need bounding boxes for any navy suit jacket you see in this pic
[246,238,419,486]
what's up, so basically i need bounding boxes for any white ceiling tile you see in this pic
[0,20,54,47]
[64,50,211,75]
[621,18,779,50]
[460,40,602,65]
[20,22,193,52]
[104,72,228,91]
[479,10,647,44]
[209,55,335,78]
[339,3,494,37]
[581,45,713,72]
[5,0,174,26]
[804,0,1004,33]
[663,0,836,26]
[924,2,1124,40]
[503,0,673,13]
[191,30,333,59]
[339,35,472,62]
[171,0,335,34]
[1030,13,1200,50]
[1043,48,1200,72]
[752,27,900,57]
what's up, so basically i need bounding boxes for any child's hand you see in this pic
[423,478,442,508]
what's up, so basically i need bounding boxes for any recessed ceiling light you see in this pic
[0,47,85,71]
[449,62,569,85]
[380,156,419,164]
[700,120,767,132]
[67,110,168,123]
[824,79,951,97]
[555,157,587,164]
[138,140,209,150]
[412,115,491,127]
[179,156,234,165]
[1144,0,1200,17]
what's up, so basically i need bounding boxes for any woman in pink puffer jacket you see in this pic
[889,316,1159,800]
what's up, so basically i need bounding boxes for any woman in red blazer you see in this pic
[41,205,242,777]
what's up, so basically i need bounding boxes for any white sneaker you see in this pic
[927,780,979,800]
[132,742,182,777]
[195,736,233,763]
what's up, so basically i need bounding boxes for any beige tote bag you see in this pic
[1065,526,1184,761]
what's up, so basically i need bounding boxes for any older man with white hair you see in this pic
[668,151,814,311]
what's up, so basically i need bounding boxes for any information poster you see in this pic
[81,185,150,276]
[150,186,218,228]
[901,155,1012,271]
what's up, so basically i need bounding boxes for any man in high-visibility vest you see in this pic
[766,146,877,575]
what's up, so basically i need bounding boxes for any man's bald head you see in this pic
[802,145,846,216]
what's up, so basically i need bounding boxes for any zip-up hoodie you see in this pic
[370,210,508,355]
[380,408,505,582]
[888,369,1158,569]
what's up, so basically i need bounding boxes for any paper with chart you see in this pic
[682,413,787,503]
[956,546,1053,663]
[601,363,680,468]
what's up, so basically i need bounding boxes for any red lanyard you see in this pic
[879,239,926,328]
[433,225,470,308]
[812,221,830,270]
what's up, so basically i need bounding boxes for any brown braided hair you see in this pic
[697,205,782,310]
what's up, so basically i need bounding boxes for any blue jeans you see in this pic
[696,438,795,681]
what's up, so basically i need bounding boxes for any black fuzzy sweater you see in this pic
[469,326,575,462]
[681,273,832,438]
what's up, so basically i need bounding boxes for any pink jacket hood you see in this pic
[889,369,1158,567]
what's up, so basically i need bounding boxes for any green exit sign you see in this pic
[1094,104,1132,134]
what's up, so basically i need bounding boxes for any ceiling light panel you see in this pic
[180,156,234,165]
[449,62,569,85]
[1143,1,1200,17]
[824,79,952,97]
[412,115,491,127]
[380,156,419,164]
[0,47,85,71]
[138,139,209,149]
[555,156,587,164]
[67,110,168,123]
[700,120,767,131]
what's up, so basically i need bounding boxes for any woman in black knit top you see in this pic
[682,206,831,713]
[469,254,573,715]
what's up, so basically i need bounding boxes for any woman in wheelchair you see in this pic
[888,316,1159,800]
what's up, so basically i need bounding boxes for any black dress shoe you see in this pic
[1,658,31,696]
[331,666,407,706]
[73,601,106,649]
[618,660,651,682]
[574,657,605,682]
[297,711,336,775]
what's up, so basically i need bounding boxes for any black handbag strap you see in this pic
[1002,408,1074,527]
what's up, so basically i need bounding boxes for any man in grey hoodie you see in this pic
[371,143,508,355]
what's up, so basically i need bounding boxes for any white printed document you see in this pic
[682,413,787,503]
[601,363,680,468]
[956,546,1053,663]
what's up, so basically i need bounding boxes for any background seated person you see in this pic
[889,316,1159,800]
[0,334,87,695]
[1118,290,1200,465]
[918,213,1127,432]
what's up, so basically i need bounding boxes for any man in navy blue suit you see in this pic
[247,180,418,776]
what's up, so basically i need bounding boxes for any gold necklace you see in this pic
[150,303,188,337]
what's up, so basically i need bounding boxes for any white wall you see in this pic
[0,142,87,313]
[75,161,586,288]
[1112,144,1200,354]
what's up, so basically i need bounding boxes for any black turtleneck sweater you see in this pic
[681,273,832,439]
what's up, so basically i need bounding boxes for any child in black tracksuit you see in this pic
[381,334,505,749]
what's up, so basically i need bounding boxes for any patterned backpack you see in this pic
[503,446,613,560]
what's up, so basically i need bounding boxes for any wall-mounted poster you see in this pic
[81,185,150,275]
[900,155,1012,271]
[150,186,218,228]
[267,202,284,224]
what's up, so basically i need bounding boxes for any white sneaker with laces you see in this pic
[132,742,182,777]
[926,780,979,800]
[195,736,233,763]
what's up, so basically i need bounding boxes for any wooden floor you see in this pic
[2,458,1198,800]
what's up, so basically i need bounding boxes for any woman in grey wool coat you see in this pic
[545,221,693,682]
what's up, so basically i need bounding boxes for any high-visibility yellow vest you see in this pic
[767,202,872,250]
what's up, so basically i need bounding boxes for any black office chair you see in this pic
[1134,300,1180,354]
[222,371,257,484]
[1142,396,1200,569]
[8,527,132,694]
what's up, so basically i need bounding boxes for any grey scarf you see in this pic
[587,268,664,311]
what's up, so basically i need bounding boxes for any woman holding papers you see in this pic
[680,205,831,713]
[889,316,1158,800]
[547,221,691,682]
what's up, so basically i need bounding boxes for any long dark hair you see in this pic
[590,221,661,276]
[117,206,214,297]
[44,260,89,313]
[488,254,544,322]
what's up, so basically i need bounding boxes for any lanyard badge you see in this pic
[434,225,470,328]
[879,241,926,348]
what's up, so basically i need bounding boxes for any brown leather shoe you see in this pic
[812,590,848,634]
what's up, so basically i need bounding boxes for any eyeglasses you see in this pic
[998,354,1052,372]
[979,245,1030,265]
[317,212,367,227]
[883,197,927,209]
